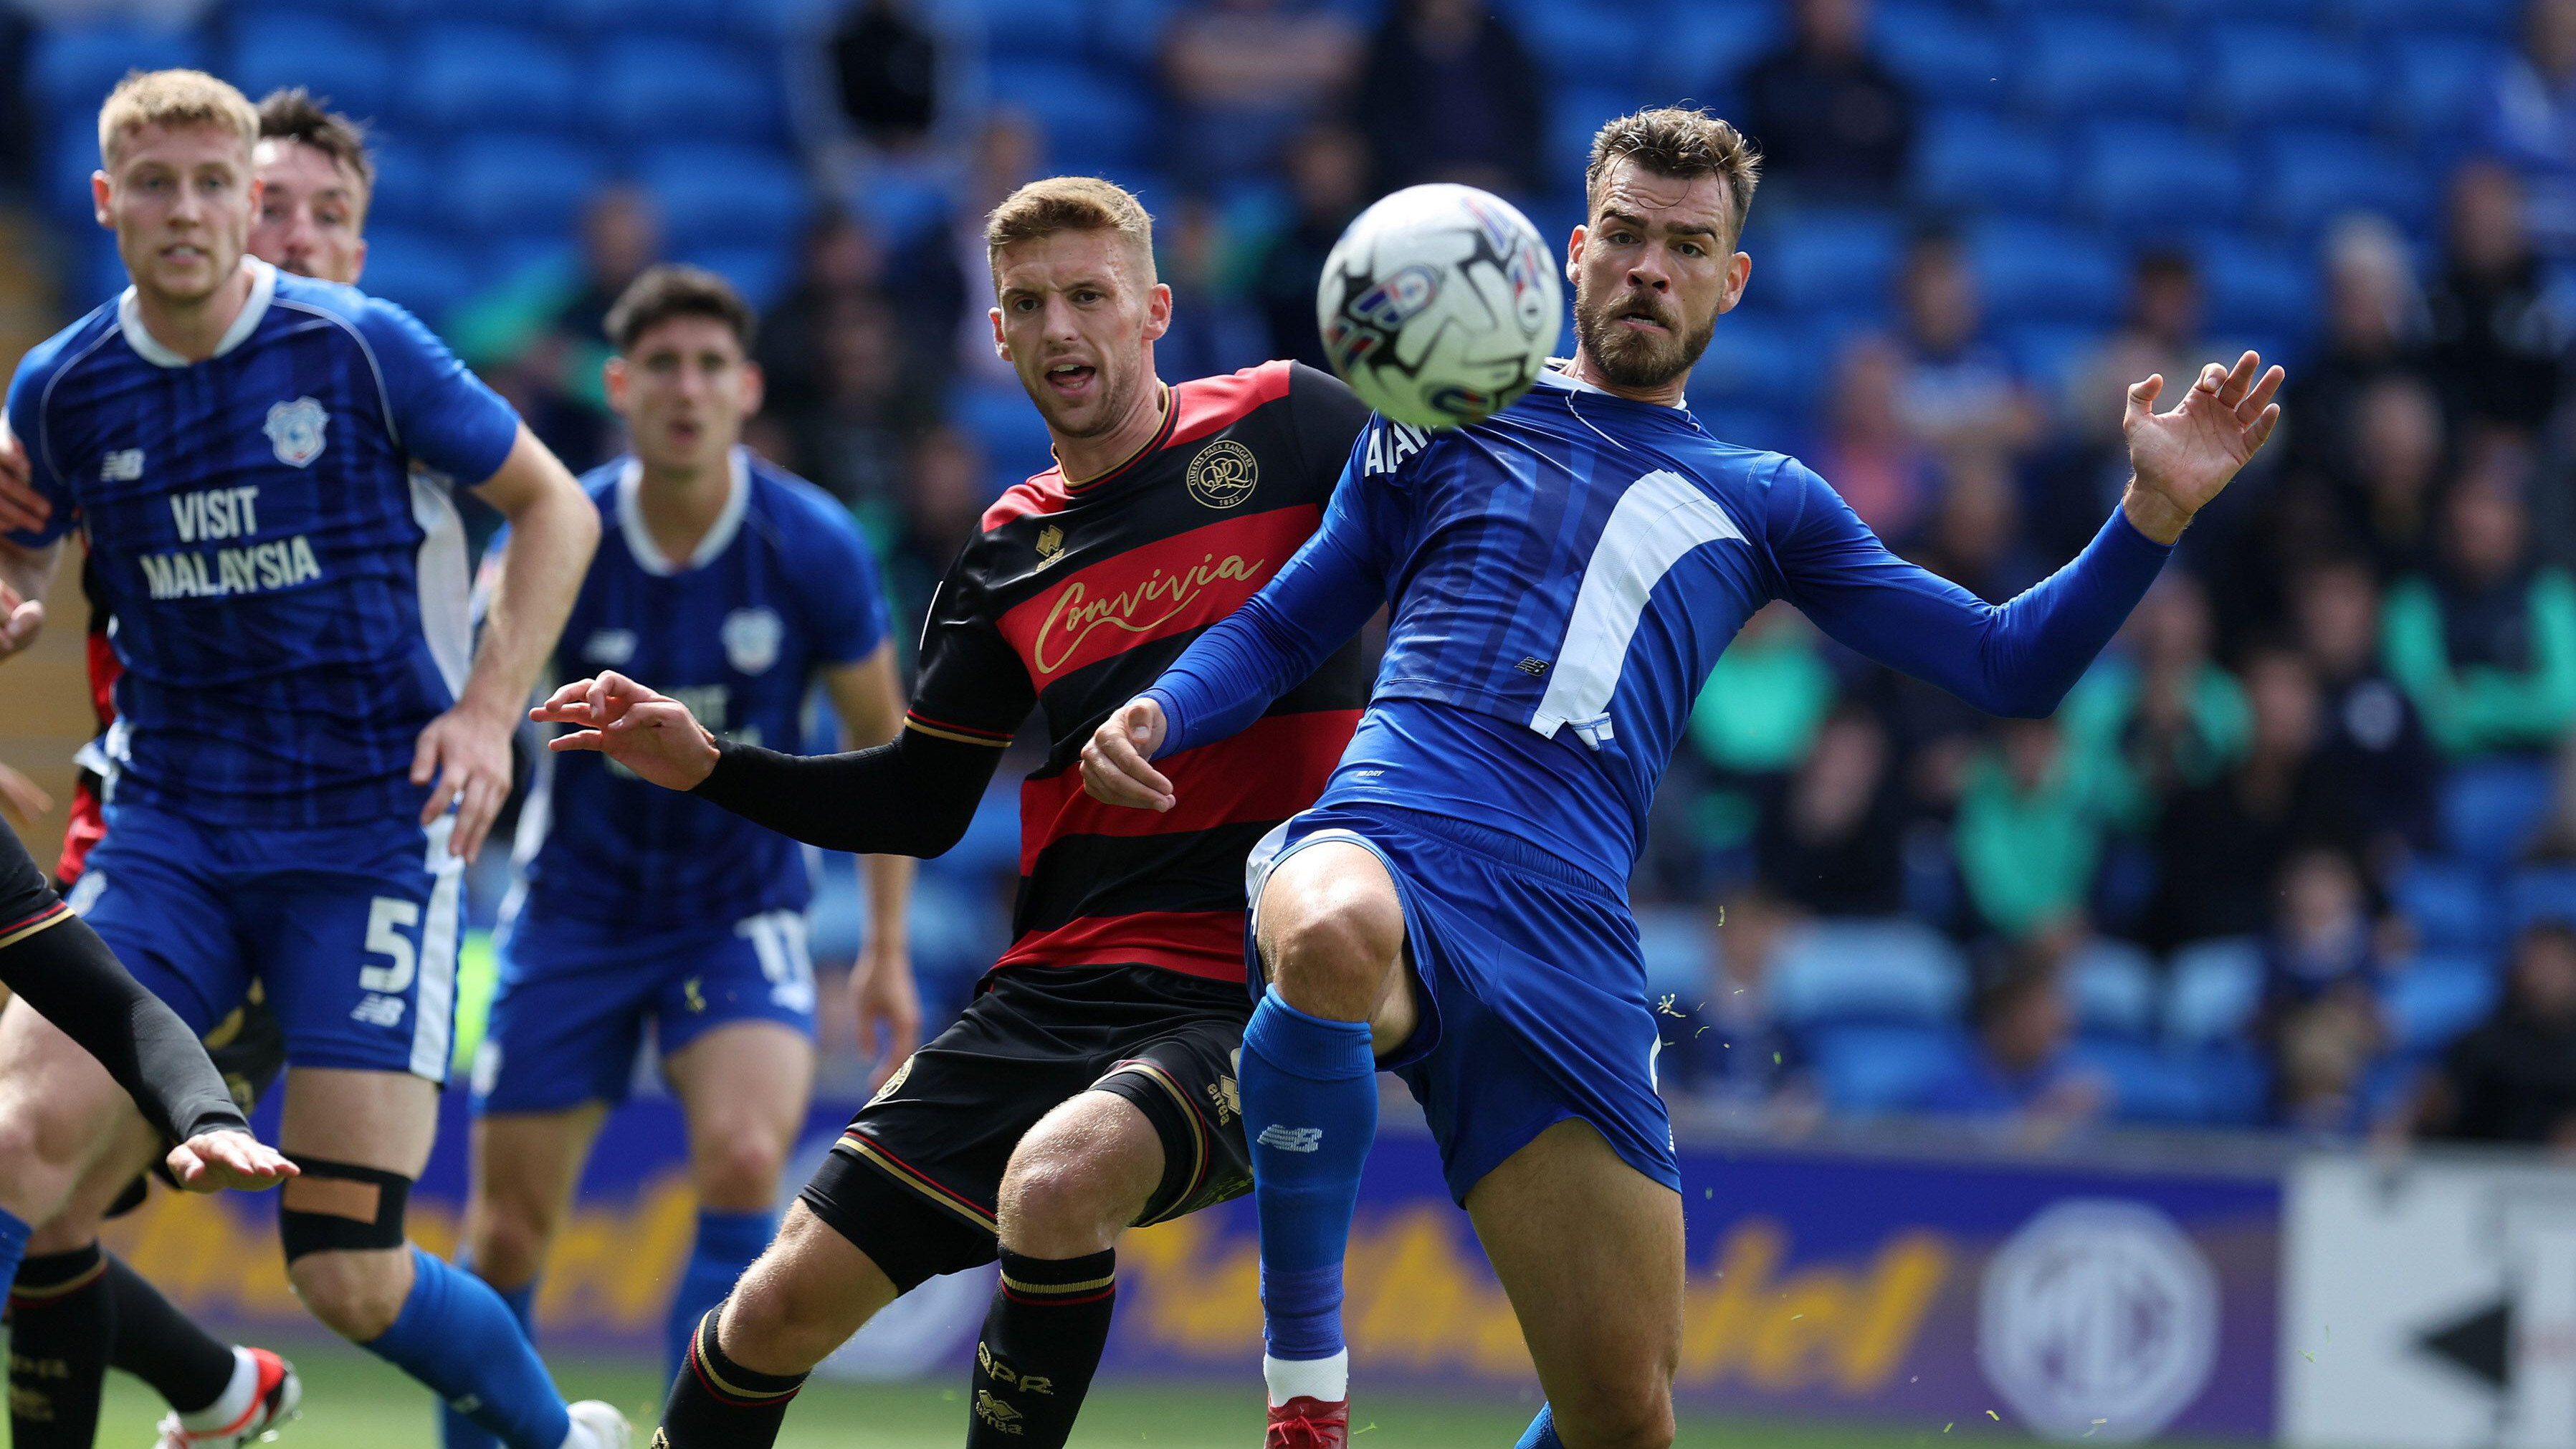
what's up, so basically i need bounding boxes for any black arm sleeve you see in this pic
[689,726,1007,859]
[0,834,247,1144]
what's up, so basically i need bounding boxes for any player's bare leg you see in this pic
[965,1089,1165,1445]
[1465,1120,1684,1449]
[654,1202,900,1445]
[1244,841,1414,1445]
[281,1067,622,1448]
[0,998,137,1231]
[663,1020,813,1379]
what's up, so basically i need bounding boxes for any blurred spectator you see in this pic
[2332,376,2448,579]
[2284,218,2434,485]
[1252,127,1372,370]
[2384,462,2576,758]
[1740,0,1914,206]
[2050,251,2219,554]
[1667,892,1807,1118]
[829,0,944,150]
[1903,453,2046,603]
[1915,954,2106,1141]
[1810,335,1938,540]
[1155,199,1267,382]
[2064,574,2251,829]
[2264,848,2386,1012]
[1158,0,1362,185]
[1755,706,1907,916]
[1892,234,2040,459]
[771,296,936,510]
[2484,0,2576,260]
[1685,605,1838,886]
[2275,982,2379,1137]
[1952,717,2108,941]
[2413,921,2576,1149]
[2529,741,2576,862]
[2429,159,2574,436]
[877,424,991,660]
[2294,556,2441,869]
[451,187,662,471]
[883,111,1046,388]
[2147,649,2344,950]
[758,212,890,426]
[1356,0,1545,199]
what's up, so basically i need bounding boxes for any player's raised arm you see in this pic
[1776,351,2282,719]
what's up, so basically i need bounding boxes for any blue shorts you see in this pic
[472,901,817,1114]
[1247,803,1677,1205]
[69,800,464,1082]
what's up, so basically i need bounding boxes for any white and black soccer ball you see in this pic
[1315,183,1562,429]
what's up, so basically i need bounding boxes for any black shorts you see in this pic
[799,965,1252,1293]
[107,990,285,1217]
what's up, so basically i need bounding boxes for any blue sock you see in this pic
[0,1202,28,1298]
[367,1248,568,1449]
[1515,1403,1565,1448]
[1239,992,1378,1387]
[439,1257,536,1449]
[664,1209,774,1387]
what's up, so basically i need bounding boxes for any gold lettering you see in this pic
[1836,1232,1950,1392]
[1030,554,1266,674]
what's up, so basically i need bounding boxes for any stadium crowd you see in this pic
[4,0,2576,1149]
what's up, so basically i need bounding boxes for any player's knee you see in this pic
[692,1129,790,1212]
[720,1253,849,1375]
[279,1158,414,1338]
[1555,1379,1676,1449]
[287,1248,413,1342]
[1264,880,1403,1006]
[996,1154,1129,1255]
[0,1108,74,1223]
[464,1198,555,1291]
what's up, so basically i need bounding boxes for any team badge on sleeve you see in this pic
[263,396,330,467]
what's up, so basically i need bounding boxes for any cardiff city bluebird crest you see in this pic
[263,396,329,468]
[721,608,783,674]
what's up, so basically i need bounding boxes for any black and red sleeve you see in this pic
[1285,362,1375,496]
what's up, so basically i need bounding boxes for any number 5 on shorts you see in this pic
[362,896,421,994]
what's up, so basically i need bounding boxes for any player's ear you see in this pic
[1565,224,1587,287]
[988,307,1008,363]
[90,171,111,230]
[347,236,368,287]
[604,355,629,415]
[1142,282,1173,343]
[1719,251,1752,315]
[738,359,765,417]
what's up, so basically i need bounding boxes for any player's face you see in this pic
[990,230,1173,441]
[252,139,367,285]
[95,123,257,305]
[1567,159,1750,392]
[607,315,763,474]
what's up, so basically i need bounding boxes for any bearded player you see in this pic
[525,176,1373,1448]
[1082,107,2286,1449]
[0,71,627,1448]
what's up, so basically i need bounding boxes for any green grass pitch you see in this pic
[85,1340,2071,1447]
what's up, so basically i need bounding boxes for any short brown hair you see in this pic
[604,264,756,354]
[983,176,1155,285]
[97,69,258,170]
[1584,107,1762,245]
[257,87,374,197]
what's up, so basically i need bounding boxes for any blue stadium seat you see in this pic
[2001,321,2102,400]
[443,133,609,240]
[1911,109,2064,218]
[1685,311,1826,412]
[2509,866,2576,932]
[2076,123,2251,236]
[2016,17,2193,120]
[2383,955,2502,1053]
[1504,0,1657,86]
[29,24,205,112]
[1874,2,2007,107]
[2190,1044,2273,1126]
[2385,38,2517,152]
[2394,858,2503,955]
[226,11,398,123]
[984,59,1153,178]
[357,229,474,328]
[409,25,582,134]
[1637,906,1712,1002]
[1968,219,2127,327]
[2205,27,2379,131]
[2198,242,2319,340]
[2166,0,2324,24]
[639,144,812,252]
[1809,1024,1971,1116]
[2068,1039,2208,1124]
[2333,0,2520,37]
[2069,938,2158,1038]
[2443,757,2560,871]
[597,37,783,145]
[548,0,727,32]
[2166,937,2264,1045]
[1661,0,1784,91]
[2258,130,2432,238]
[968,0,1095,61]
[1771,919,1968,1027]
[955,384,1059,487]
[1693,403,1795,452]
[678,242,797,312]
[1750,208,1902,314]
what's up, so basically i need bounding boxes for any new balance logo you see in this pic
[100,449,143,481]
[1256,1124,1324,1152]
[350,995,406,1028]
[1516,656,1551,676]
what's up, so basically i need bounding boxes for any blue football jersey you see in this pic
[1150,368,2172,891]
[4,259,521,829]
[512,449,891,932]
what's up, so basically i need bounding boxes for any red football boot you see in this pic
[1264,1395,1350,1449]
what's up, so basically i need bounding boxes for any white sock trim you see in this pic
[1264,1349,1349,1407]
[176,1346,259,1431]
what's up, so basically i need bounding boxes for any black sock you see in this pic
[654,1304,808,1448]
[8,1245,113,1448]
[102,1250,239,1413]
[965,1248,1119,1448]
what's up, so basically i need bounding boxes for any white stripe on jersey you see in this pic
[410,467,472,699]
[410,817,464,1081]
[1528,468,1746,750]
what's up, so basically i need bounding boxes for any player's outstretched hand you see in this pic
[413,698,517,861]
[0,575,44,664]
[1082,697,1175,811]
[164,1129,298,1194]
[849,939,920,1093]
[0,761,52,827]
[0,421,47,537]
[532,669,721,793]
[2119,349,2285,544]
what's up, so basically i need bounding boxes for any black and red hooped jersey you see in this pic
[904,360,1373,985]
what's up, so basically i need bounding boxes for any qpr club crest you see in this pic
[263,396,329,468]
[721,608,783,674]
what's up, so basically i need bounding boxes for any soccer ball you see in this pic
[1315,183,1562,429]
